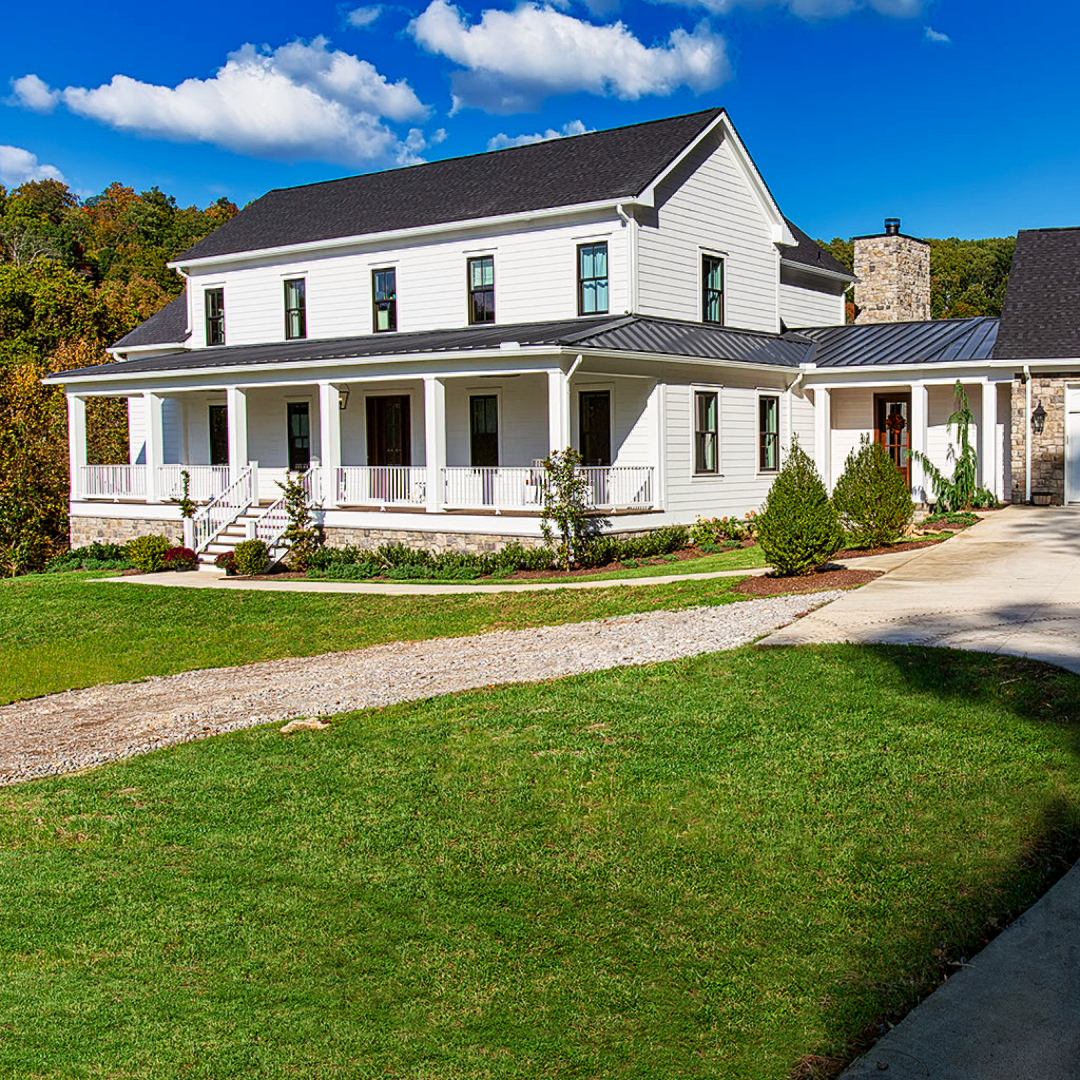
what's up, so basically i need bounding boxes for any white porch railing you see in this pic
[336,466,427,507]
[157,465,231,503]
[80,465,147,500]
[440,466,655,512]
[252,468,321,556]
[191,463,256,553]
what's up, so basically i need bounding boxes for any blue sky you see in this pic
[1,0,1076,241]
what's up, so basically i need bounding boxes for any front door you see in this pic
[1067,386,1080,503]
[208,404,228,466]
[875,393,911,487]
[470,394,499,505]
[579,391,611,467]
[366,395,411,466]
[287,402,310,472]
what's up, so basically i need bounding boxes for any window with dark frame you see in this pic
[204,287,225,346]
[578,242,608,315]
[694,390,719,475]
[284,278,307,340]
[470,395,499,468]
[759,394,780,472]
[467,256,495,324]
[372,268,397,332]
[208,404,228,466]
[702,254,724,325]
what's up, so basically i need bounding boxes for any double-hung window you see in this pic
[205,287,225,346]
[694,390,719,475]
[702,255,724,325]
[467,256,495,324]
[578,242,608,315]
[759,394,780,472]
[372,268,397,332]
[284,278,307,340]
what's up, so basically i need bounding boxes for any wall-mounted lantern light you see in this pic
[1031,399,1046,435]
[338,388,350,411]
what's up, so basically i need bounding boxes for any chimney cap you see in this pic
[884,217,901,236]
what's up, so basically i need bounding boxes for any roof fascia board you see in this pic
[779,258,855,284]
[987,356,1080,368]
[108,342,188,358]
[168,198,633,271]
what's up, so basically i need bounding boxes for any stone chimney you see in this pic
[853,217,931,323]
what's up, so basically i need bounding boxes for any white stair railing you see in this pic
[252,468,320,557]
[190,463,256,553]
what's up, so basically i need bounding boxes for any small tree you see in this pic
[540,448,590,570]
[277,471,320,571]
[832,434,913,548]
[756,438,844,576]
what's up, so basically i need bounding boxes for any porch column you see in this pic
[910,381,928,503]
[547,369,571,452]
[226,386,248,482]
[144,391,164,503]
[813,387,831,490]
[318,381,342,508]
[980,380,998,498]
[67,393,87,501]
[424,376,446,513]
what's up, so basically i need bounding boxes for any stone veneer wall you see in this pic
[70,514,179,548]
[321,524,666,555]
[853,234,931,323]
[1010,376,1067,504]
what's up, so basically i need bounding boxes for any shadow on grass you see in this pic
[789,646,1080,1079]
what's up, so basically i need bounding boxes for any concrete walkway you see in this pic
[764,505,1080,674]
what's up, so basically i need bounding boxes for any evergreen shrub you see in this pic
[832,434,914,549]
[233,539,269,576]
[755,439,843,576]
[127,535,173,573]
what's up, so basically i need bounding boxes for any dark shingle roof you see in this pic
[54,314,811,380]
[176,109,725,262]
[780,218,853,279]
[112,292,190,349]
[994,227,1080,359]
[797,316,999,367]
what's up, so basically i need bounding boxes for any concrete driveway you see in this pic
[763,506,1080,674]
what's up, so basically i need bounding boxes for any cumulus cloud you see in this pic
[0,145,65,187]
[9,73,61,112]
[487,119,592,150]
[410,1,730,112]
[12,38,431,167]
[345,5,383,27]
[658,0,922,17]
[923,25,951,43]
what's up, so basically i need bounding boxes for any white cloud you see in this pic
[487,119,592,150]
[12,38,431,167]
[0,145,65,187]
[345,5,383,28]
[923,25,951,43]
[9,74,60,112]
[657,0,922,18]
[410,1,730,112]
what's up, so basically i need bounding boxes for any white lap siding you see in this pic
[444,375,548,468]
[779,266,847,329]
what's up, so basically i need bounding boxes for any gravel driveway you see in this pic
[0,593,842,786]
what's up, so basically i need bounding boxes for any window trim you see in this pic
[691,384,722,478]
[204,286,225,347]
[466,254,496,325]
[757,390,782,475]
[372,266,397,333]
[701,252,725,326]
[577,241,610,317]
[283,277,307,341]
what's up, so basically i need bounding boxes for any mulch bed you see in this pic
[835,536,945,560]
[734,568,881,597]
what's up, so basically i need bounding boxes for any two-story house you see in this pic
[47,107,1079,563]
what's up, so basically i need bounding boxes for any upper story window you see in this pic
[759,394,780,472]
[694,389,719,475]
[372,268,397,332]
[468,256,495,324]
[204,288,225,346]
[702,255,724,325]
[578,242,608,315]
[284,278,307,340]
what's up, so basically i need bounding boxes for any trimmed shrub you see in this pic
[319,560,381,580]
[233,539,269,577]
[164,546,198,571]
[43,542,135,573]
[832,434,914,549]
[755,439,843,576]
[374,542,432,570]
[127,535,173,573]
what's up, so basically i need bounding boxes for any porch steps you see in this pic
[197,502,273,570]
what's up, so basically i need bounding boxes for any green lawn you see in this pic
[1,646,1077,1078]
[0,572,746,704]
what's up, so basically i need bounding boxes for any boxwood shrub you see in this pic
[233,539,270,577]
[127,535,173,573]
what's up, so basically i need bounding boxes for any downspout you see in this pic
[1024,364,1032,503]
[568,353,583,380]
[616,203,637,314]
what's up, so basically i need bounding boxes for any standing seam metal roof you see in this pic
[797,317,1000,367]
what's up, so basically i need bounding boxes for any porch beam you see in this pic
[910,382,928,503]
[144,391,164,503]
[318,381,342,508]
[226,386,248,482]
[67,394,87,501]
[424,376,446,514]
[980,380,998,498]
